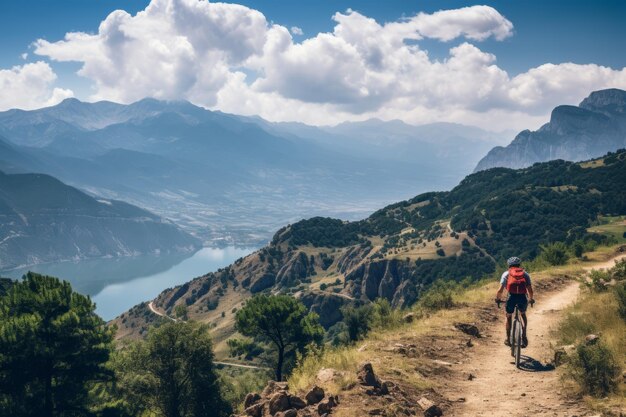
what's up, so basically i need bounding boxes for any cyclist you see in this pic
[495,256,535,348]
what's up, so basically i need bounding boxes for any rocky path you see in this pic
[446,281,586,417]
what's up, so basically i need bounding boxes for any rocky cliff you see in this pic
[474,89,626,172]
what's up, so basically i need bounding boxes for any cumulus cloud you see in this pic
[31,0,626,130]
[0,61,73,111]
[410,5,514,41]
[290,26,303,36]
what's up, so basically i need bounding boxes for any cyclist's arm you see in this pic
[525,272,534,301]
[496,284,506,300]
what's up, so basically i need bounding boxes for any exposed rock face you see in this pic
[299,291,352,328]
[344,259,418,307]
[475,88,626,172]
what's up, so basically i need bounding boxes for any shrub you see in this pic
[539,242,570,265]
[319,283,328,291]
[570,342,620,397]
[418,282,454,311]
[436,248,445,257]
[587,269,611,292]
[614,283,626,321]
[341,304,373,342]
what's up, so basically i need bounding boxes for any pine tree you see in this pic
[0,272,114,417]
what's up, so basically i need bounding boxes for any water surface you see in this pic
[1,247,253,320]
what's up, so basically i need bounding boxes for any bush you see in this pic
[341,304,373,342]
[614,283,626,321]
[418,282,454,311]
[539,242,570,265]
[319,283,328,291]
[571,342,620,397]
[586,269,611,292]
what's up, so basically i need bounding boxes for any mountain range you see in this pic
[114,150,626,342]
[0,170,200,271]
[0,99,507,247]
[475,88,626,171]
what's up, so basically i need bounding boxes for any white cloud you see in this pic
[31,0,626,131]
[410,5,514,41]
[0,61,73,111]
[20,53,28,60]
[290,26,303,36]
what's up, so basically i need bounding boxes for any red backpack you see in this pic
[506,267,527,294]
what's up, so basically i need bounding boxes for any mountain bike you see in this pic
[496,298,534,368]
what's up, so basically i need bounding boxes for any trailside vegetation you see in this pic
[0,273,115,417]
[235,295,324,381]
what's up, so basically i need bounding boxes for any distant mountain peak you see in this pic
[474,88,626,172]
[579,88,626,113]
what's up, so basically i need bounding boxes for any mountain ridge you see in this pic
[0,170,200,271]
[113,150,626,345]
[475,88,626,172]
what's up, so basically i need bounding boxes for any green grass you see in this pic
[588,215,626,243]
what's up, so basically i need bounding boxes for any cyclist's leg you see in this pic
[518,297,529,346]
[505,297,515,345]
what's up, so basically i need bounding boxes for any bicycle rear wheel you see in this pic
[514,319,522,368]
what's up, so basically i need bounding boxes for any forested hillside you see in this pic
[0,171,200,270]
[115,150,626,342]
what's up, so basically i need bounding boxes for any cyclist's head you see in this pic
[507,256,522,267]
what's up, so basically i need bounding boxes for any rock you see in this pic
[305,386,325,405]
[317,395,339,415]
[585,334,600,345]
[316,368,342,384]
[417,397,443,417]
[403,312,416,323]
[454,322,481,338]
[467,373,475,381]
[262,380,288,397]
[357,362,381,388]
[275,410,298,417]
[553,344,576,367]
[244,392,261,408]
[466,339,473,348]
[244,402,264,417]
[269,391,291,415]
[288,395,307,409]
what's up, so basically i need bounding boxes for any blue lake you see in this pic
[1,247,253,320]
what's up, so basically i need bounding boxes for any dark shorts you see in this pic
[506,294,528,314]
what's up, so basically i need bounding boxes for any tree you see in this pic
[0,272,114,417]
[113,321,230,417]
[340,304,373,342]
[235,295,323,381]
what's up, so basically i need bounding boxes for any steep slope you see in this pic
[475,88,626,172]
[0,171,200,270]
[113,150,626,341]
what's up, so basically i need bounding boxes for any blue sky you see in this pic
[1,0,625,130]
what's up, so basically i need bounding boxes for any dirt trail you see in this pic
[446,281,586,417]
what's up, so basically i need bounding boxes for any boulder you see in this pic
[317,395,339,415]
[357,362,381,388]
[269,391,291,415]
[585,334,600,345]
[305,386,325,405]
[244,392,261,408]
[417,397,443,417]
[553,344,576,367]
[402,312,416,323]
[262,381,289,397]
[454,323,481,338]
[288,395,307,409]
[244,402,264,417]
